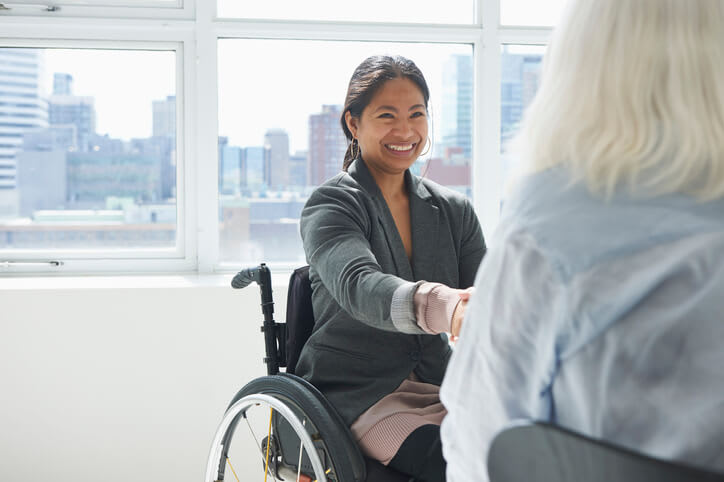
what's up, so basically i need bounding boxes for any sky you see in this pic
[44,49,176,141]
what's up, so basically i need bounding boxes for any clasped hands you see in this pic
[450,287,474,343]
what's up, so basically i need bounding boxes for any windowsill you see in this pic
[0,272,293,291]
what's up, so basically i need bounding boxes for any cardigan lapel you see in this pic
[348,159,414,281]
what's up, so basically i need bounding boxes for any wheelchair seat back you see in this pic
[284,265,314,374]
[279,265,417,482]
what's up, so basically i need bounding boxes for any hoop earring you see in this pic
[419,136,431,157]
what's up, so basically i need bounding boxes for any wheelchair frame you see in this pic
[205,264,367,482]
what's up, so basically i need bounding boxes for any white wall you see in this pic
[0,277,286,482]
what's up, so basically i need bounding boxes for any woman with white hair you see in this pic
[440,0,724,480]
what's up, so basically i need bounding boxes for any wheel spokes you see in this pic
[207,394,330,482]
[264,406,273,482]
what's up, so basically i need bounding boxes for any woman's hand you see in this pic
[450,287,474,343]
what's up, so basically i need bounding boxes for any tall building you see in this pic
[441,54,473,162]
[17,126,74,216]
[151,95,176,199]
[308,105,347,186]
[0,48,48,217]
[218,136,242,194]
[289,150,308,188]
[501,48,542,146]
[66,150,163,206]
[500,47,543,179]
[48,73,96,152]
[53,72,73,96]
[264,128,290,189]
[241,146,270,191]
[89,133,125,154]
[152,95,176,138]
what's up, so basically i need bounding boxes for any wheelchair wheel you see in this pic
[205,373,365,482]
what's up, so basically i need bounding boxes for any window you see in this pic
[501,44,544,183]
[0,47,179,257]
[218,40,473,265]
[0,1,554,273]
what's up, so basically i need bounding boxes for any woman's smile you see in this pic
[384,142,418,155]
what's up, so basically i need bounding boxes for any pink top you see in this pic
[350,282,461,465]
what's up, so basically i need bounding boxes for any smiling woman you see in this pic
[292,55,486,481]
[340,56,432,260]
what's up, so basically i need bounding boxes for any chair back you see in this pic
[284,266,315,374]
[282,266,412,482]
[488,422,724,482]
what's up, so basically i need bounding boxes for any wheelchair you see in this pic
[205,264,411,482]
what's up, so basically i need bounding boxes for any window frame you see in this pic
[0,0,554,275]
[0,22,197,274]
[0,0,192,20]
[211,29,482,273]
[214,0,476,25]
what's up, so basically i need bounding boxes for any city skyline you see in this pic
[34,43,471,155]
[38,42,540,155]
[2,46,543,184]
[1,44,543,260]
[0,48,178,229]
[218,40,472,154]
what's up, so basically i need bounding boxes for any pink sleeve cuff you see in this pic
[413,282,462,335]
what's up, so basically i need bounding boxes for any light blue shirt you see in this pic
[440,167,724,481]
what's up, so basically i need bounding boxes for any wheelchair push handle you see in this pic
[231,266,261,289]
[231,263,274,315]
[230,263,286,375]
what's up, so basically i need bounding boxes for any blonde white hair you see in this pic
[510,0,724,200]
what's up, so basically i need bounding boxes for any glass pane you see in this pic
[501,44,545,182]
[218,0,474,24]
[501,0,567,26]
[0,48,177,251]
[218,40,473,265]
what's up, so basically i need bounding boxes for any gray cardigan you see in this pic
[295,158,485,425]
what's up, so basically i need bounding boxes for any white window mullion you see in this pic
[195,0,219,273]
[475,0,502,238]
[178,33,197,272]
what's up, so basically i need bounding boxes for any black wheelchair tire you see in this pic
[218,373,366,482]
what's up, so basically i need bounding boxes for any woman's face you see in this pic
[345,77,428,177]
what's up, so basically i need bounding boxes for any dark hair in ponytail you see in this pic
[341,55,430,171]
